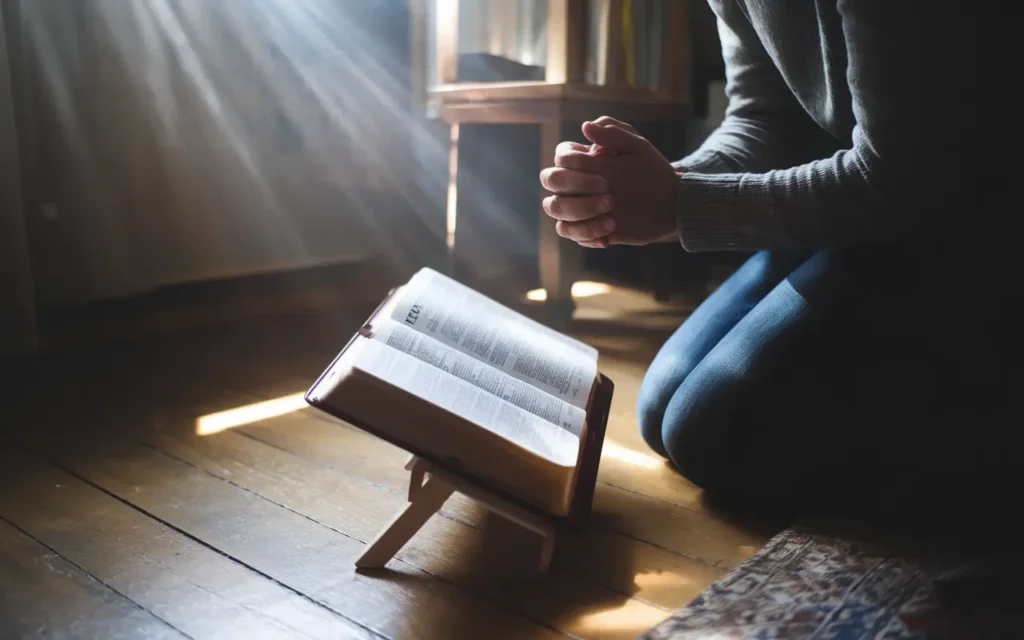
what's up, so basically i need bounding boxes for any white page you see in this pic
[411,267,598,360]
[390,267,598,410]
[353,339,580,467]
[373,320,587,436]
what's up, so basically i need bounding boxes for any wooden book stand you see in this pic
[356,455,558,576]
[354,374,615,579]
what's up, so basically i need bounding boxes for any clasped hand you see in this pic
[539,117,680,248]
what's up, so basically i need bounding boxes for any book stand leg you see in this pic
[356,456,557,579]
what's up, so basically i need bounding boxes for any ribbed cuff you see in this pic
[671,156,729,175]
[675,173,779,252]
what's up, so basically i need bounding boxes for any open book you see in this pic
[305,267,613,518]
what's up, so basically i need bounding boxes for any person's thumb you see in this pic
[582,121,647,153]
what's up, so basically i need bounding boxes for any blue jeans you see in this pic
[637,249,1005,516]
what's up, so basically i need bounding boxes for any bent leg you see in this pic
[660,250,843,495]
[658,250,970,517]
[637,250,810,456]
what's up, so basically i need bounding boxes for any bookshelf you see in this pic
[412,0,692,328]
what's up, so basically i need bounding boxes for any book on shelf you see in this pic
[305,267,613,520]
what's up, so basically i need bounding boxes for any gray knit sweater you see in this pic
[675,1,978,252]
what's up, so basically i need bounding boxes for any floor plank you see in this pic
[591,484,765,569]
[159,309,772,570]
[244,412,758,572]
[2,282,773,639]
[0,447,376,640]
[239,415,729,607]
[0,518,185,640]
[17,431,569,640]
[126,416,674,639]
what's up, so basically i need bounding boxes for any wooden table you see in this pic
[433,81,687,329]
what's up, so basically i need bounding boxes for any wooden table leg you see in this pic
[539,120,582,331]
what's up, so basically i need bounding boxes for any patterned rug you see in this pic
[640,528,1014,639]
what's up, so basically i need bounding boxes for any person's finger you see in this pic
[539,167,607,194]
[591,116,638,134]
[554,147,612,172]
[555,140,591,157]
[555,216,617,242]
[582,121,648,153]
[578,238,609,249]
[543,194,613,221]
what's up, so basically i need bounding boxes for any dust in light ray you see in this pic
[26,0,517,280]
[196,392,308,436]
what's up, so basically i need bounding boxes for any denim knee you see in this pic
[637,355,738,475]
[637,369,671,458]
[659,364,744,491]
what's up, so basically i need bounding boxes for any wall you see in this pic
[18,0,433,310]
[1,2,37,356]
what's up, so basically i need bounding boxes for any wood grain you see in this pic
[106,415,674,639]
[247,411,762,569]
[665,0,692,101]
[0,447,375,640]
[0,518,185,640]
[2,280,771,638]
[240,412,733,606]
[545,0,586,84]
[429,80,689,105]
[356,469,455,570]
[17,431,568,640]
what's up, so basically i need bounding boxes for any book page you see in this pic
[353,339,581,467]
[389,267,598,410]
[372,320,587,436]
[411,268,598,359]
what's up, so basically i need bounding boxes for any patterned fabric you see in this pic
[640,529,1012,639]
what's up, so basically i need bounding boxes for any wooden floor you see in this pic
[0,281,775,639]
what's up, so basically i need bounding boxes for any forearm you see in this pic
[675,112,836,175]
[675,0,973,253]
[677,154,883,252]
[676,129,959,252]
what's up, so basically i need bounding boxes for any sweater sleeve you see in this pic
[677,2,976,252]
[674,1,836,176]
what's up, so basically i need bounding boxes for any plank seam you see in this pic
[239,425,728,571]
[137,439,576,639]
[234,429,487,533]
[0,513,195,640]
[17,446,388,640]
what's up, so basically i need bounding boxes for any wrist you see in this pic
[662,170,684,243]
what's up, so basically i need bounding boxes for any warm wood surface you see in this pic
[1,282,773,639]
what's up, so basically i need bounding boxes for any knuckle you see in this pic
[560,221,584,241]
[555,141,577,157]
[549,170,568,192]
[540,168,560,191]
[557,151,593,173]
[554,152,577,170]
[543,196,555,216]
[548,196,564,217]
[561,220,597,241]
